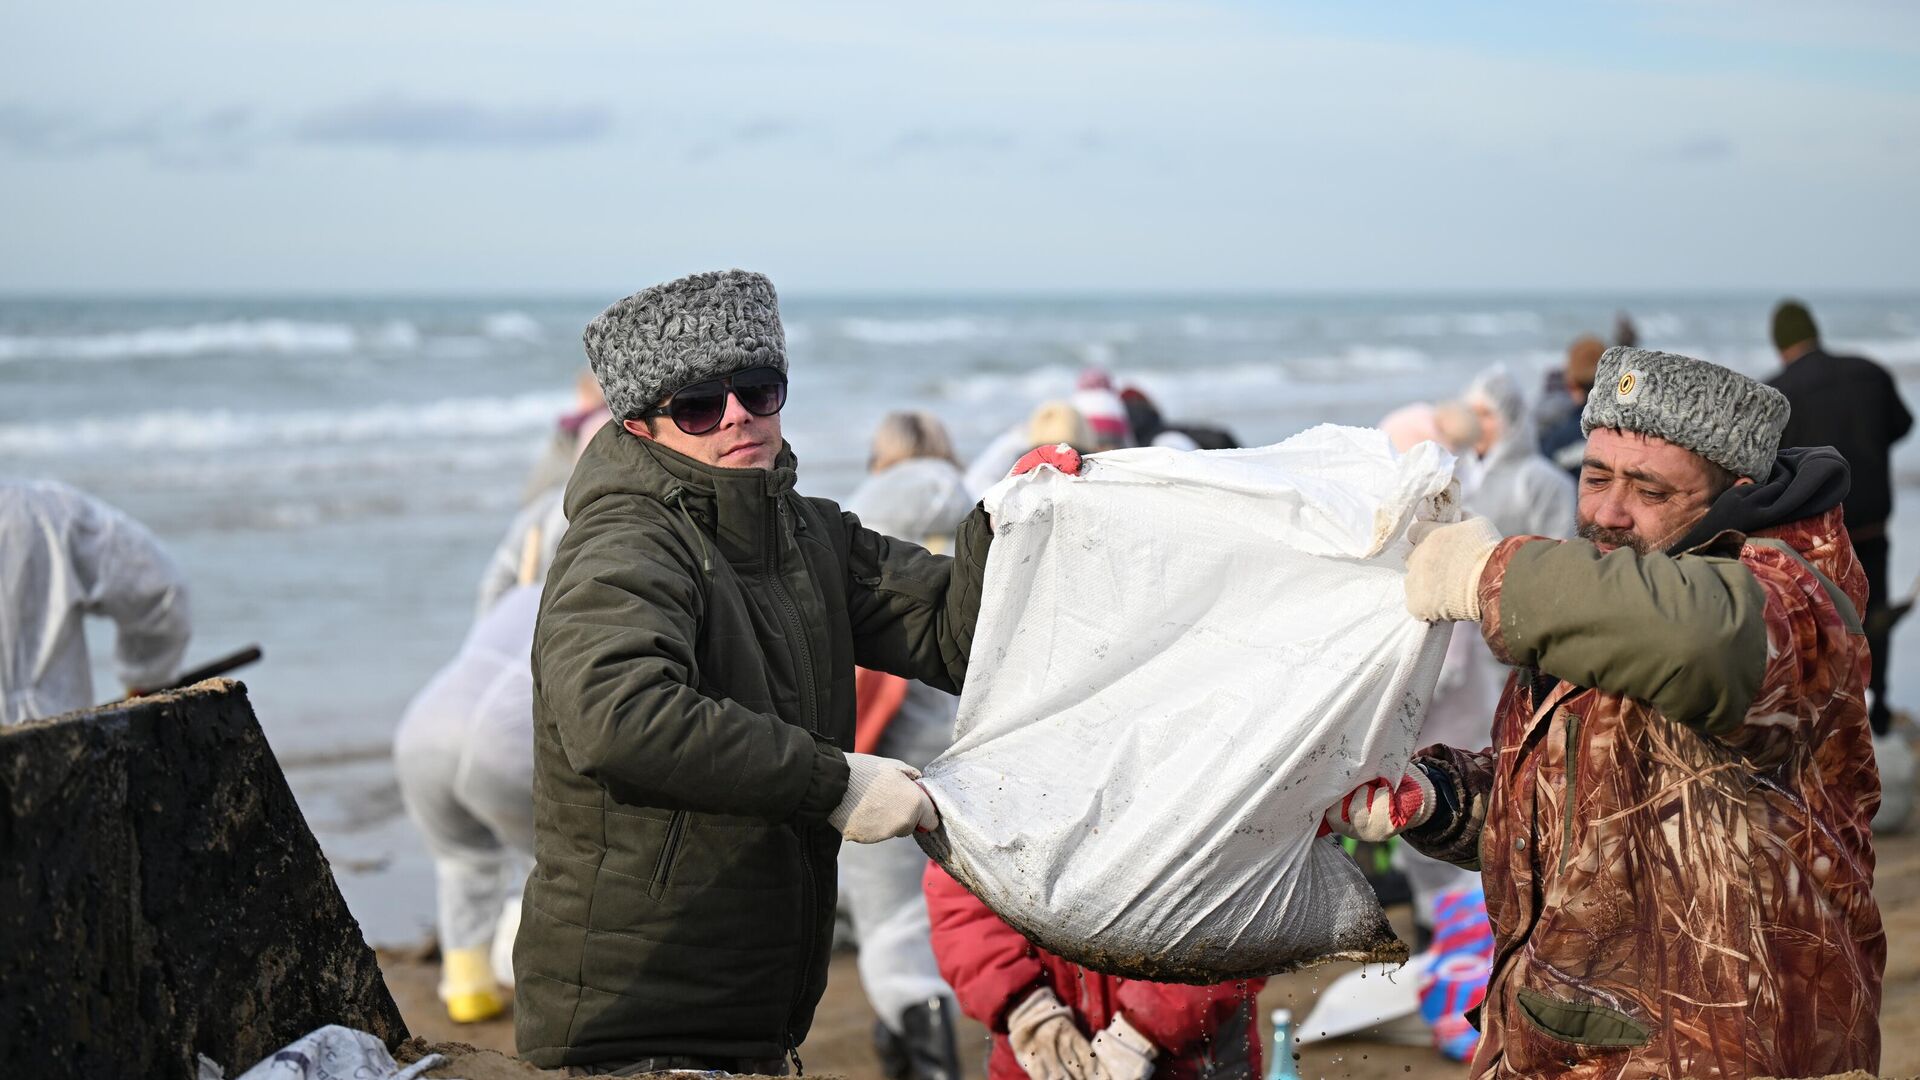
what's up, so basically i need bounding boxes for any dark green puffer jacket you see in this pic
[514,426,992,1069]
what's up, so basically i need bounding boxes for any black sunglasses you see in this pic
[639,366,789,436]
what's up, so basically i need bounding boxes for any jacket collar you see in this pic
[633,437,800,570]
[1666,446,1850,556]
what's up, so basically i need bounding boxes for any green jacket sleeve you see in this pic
[842,504,994,694]
[535,504,848,822]
[1483,537,1769,735]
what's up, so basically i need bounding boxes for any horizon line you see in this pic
[3,285,1918,303]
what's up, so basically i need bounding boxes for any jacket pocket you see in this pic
[1515,986,1650,1047]
[648,810,687,899]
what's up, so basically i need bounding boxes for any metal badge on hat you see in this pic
[1616,369,1644,403]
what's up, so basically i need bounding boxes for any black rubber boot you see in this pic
[899,995,962,1080]
[873,1018,912,1080]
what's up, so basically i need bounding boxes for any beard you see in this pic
[1576,520,1651,555]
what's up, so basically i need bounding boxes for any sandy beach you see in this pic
[376,823,1920,1080]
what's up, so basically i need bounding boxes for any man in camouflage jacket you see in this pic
[1325,347,1885,1079]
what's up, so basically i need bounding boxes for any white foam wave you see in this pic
[1628,312,1686,340]
[1175,315,1300,341]
[482,311,543,342]
[371,319,422,350]
[0,319,404,362]
[0,390,572,455]
[1336,345,1431,373]
[1377,311,1544,337]
[936,360,1298,408]
[1841,336,1920,366]
[935,364,1079,405]
[834,315,1141,347]
[837,316,1007,345]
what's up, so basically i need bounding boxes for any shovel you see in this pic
[118,645,264,701]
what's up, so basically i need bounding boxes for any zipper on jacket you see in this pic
[772,491,826,1063]
[786,840,819,1073]
[1559,711,1580,874]
[768,496,820,734]
[665,486,713,575]
[648,810,687,900]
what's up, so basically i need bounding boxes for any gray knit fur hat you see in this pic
[583,269,787,421]
[1580,347,1790,479]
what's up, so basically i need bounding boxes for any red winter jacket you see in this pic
[924,864,1264,1080]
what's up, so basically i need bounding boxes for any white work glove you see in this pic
[1322,770,1437,843]
[1089,1013,1158,1080]
[1007,988,1099,1080]
[829,753,940,843]
[1404,517,1502,622]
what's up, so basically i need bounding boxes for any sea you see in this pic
[5,291,1919,944]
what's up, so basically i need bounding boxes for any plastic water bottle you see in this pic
[1264,1007,1301,1080]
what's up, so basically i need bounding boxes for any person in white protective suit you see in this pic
[0,479,191,725]
[840,411,977,1080]
[402,410,610,1024]
[1461,366,1577,539]
[1375,409,1503,948]
[392,583,539,1025]
[475,408,610,616]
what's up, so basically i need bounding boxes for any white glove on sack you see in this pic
[1089,1013,1159,1080]
[1007,988,1100,1080]
[1404,517,1502,622]
[830,753,940,843]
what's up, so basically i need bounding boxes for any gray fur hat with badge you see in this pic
[583,269,788,421]
[1580,346,1790,479]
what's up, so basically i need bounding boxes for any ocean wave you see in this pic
[0,319,398,362]
[1375,311,1544,337]
[1330,345,1431,373]
[837,316,1009,345]
[482,310,543,342]
[1844,336,1920,366]
[0,390,572,455]
[833,315,1142,347]
[1628,312,1686,340]
[1175,315,1300,341]
[935,360,1297,407]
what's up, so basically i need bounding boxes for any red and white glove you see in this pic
[1010,443,1082,479]
[1089,1013,1159,1080]
[1320,771,1436,842]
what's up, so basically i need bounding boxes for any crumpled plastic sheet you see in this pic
[198,1025,443,1080]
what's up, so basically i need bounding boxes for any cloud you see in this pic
[883,126,1021,159]
[0,103,258,168]
[292,95,612,149]
[1649,134,1736,162]
[684,117,801,162]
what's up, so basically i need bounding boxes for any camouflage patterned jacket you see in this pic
[1406,504,1884,1079]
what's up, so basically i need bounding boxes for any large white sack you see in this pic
[918,425,1456,982]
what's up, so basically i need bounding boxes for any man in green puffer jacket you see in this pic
[515,270,1043,1075]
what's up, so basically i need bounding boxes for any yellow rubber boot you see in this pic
[440,946,505,1024]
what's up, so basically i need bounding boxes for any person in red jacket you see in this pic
[924,863,1265,1080]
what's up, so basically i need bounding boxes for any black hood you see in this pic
[1668,446,1851,554]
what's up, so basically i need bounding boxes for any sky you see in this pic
[2,1,1917,294]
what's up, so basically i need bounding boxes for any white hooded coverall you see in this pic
[393,584,538,975]
[0,479,191,725]
[839,456,977,1033]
